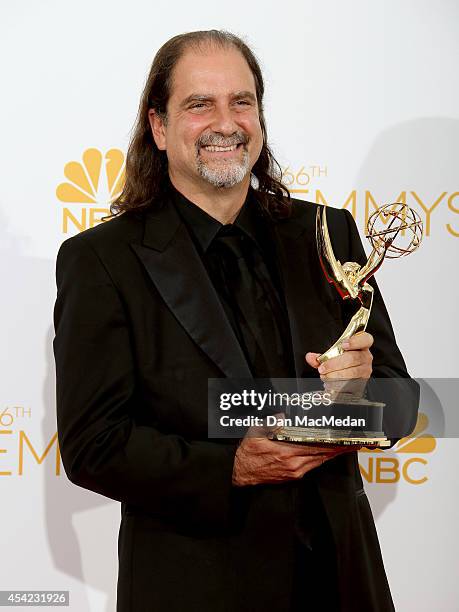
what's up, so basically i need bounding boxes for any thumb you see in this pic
[305,352,321,369]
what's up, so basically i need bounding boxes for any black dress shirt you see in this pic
[171,186,295,379]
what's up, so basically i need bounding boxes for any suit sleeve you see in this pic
[53,235,237,529]
[340,209,419,439]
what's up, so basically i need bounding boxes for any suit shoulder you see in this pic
[57,211,144,256]
[285,197,349,226]
[81,211,144,244]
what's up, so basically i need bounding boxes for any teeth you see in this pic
[203,144,239,152]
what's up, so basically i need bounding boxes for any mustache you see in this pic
[196,132,249,149]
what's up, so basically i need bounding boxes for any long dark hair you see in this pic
[111,30,290,218]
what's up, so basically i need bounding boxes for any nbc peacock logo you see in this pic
[56,148,125,234]
[359,413,436,485]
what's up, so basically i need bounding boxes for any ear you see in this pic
[148,109,167,151]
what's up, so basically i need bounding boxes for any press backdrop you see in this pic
[2,1,458,610]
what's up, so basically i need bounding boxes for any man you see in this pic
[54,30,416,611]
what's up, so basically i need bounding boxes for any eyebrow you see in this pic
[180,91,257,108]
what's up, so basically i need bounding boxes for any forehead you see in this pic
[169,45,257,102]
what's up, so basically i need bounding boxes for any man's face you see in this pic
[149,45,263,190]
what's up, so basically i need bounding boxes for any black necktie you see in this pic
[208,225,291,378]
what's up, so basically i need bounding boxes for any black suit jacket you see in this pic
[53,195,416,612]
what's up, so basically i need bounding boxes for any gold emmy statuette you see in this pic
[270,203,423,447]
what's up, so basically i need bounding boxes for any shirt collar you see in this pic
[170,184,265,253]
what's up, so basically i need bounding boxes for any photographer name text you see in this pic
[220,415,366,428]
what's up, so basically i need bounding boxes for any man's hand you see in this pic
[232,333,372,487]
[232,423,359,486]
[305,331,374,380]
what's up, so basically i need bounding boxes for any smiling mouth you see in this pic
[200,143,244,153]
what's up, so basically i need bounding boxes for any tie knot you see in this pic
[212,226,247,260]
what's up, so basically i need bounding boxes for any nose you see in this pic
[209,103,238,136]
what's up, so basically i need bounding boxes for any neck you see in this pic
[169,172,250,224]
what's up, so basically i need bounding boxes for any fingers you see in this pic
[284,444,338,457]
[256,437,353,458]
[305,333,374,380]
[323,377,368,399]
[305,352,321,368]
[279,449,337,479]
[287,444,359,478]
[341,332,374,351]
[318,348,372,379]
[319,349,368,372]
[233,436,361,486]
[288,454,329,478]
[246,412,285,438]
[319,359,372,380]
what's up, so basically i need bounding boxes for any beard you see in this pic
[196,149,250,188]
[195,131,250,189]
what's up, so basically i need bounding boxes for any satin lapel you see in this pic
[131,201,251,379]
